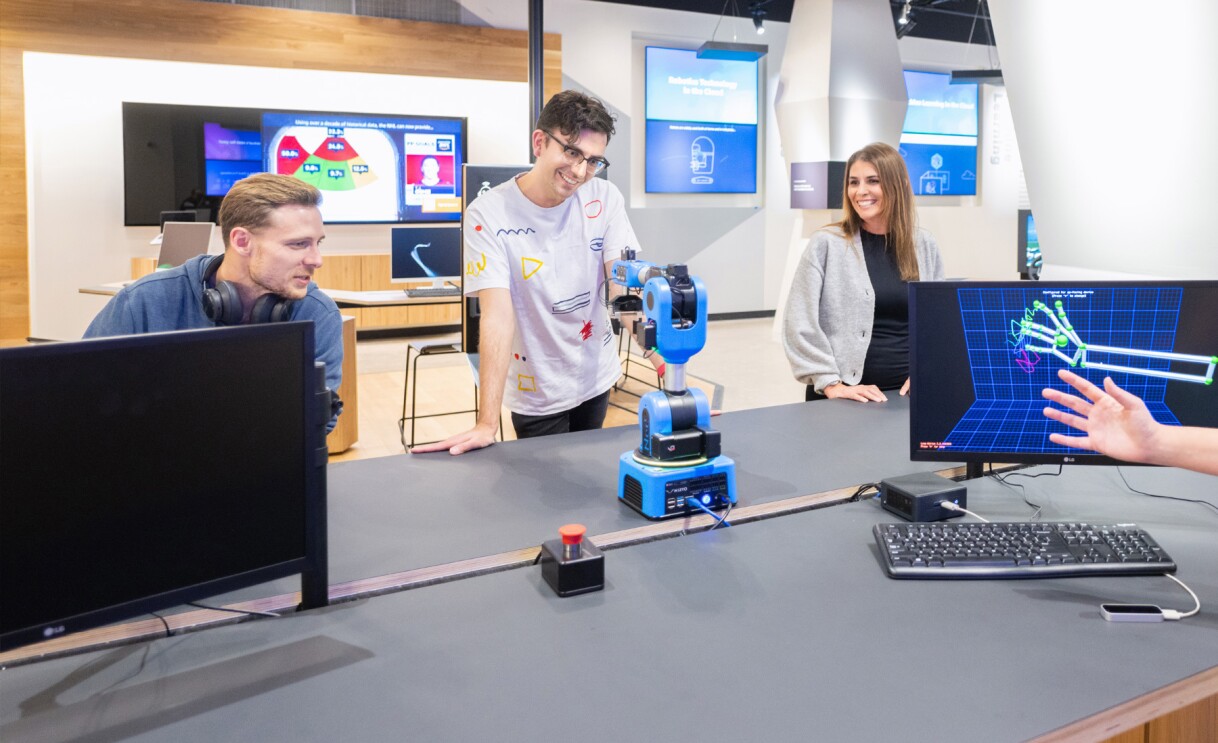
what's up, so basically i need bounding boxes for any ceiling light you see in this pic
[752,9,766,34]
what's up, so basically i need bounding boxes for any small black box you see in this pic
[879,472,967,522]
[539,538,604,597]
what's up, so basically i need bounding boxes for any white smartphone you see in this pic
[1100,603,1165,622]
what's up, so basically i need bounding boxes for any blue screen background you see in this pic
[645,120,756,194]
[645,47,758,125]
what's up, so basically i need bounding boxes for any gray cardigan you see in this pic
[783,227,944,393]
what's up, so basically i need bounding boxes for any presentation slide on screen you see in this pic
[644,46,759,194]
[899,71,978,196]
[264,112,401,222]
[645,47,758,125]
[403,133,460,216]
[205,160,262,197]
[204,122,262,162]
[645,121,757,193]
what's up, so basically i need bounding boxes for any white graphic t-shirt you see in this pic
[463,176,639,416]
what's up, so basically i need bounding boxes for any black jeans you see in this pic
[511,389,611,439]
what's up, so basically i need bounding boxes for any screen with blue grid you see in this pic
[910,281,1218,464]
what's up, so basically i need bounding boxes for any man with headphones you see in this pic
[85,173,344,431]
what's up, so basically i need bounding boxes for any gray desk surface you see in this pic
[3,466,1214,742]
[318,397,949,587]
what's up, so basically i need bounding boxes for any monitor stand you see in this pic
[964,462,986,480]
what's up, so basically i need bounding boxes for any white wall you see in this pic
[24,52,527,340]
[989,0,1218,279]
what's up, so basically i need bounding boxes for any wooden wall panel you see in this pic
[0,0,561,340]
[0,46,28,339]
[313,254,364,292]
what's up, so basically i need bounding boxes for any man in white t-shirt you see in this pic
[413,90,656,455]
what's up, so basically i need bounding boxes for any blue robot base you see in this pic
[618,451,737,520]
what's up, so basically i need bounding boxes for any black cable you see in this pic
[150,611,172,638]
[997,464,1063,480]
[849,482,881,502]
[186,602,280,618]
[990,466,1060,520]
[1116,467,1218,515]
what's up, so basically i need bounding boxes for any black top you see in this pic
[859,229,908,389]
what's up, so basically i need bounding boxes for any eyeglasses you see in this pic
[542,130,610,175]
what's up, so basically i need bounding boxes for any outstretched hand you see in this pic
[409,425,497,456]
[1041,369,1161,463]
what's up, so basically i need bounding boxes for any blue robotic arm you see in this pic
[609,252,736,518]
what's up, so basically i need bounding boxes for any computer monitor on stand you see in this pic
[391,225,462,293]
[0,323,330,652]
[909,280,1218,478]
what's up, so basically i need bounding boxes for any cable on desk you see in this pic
[849,482,881,502]
[991,465,1061,520]
[186,602,281,619]
[684,496,732,529]
[1116,467,1218,516]
[150,611,172,638]
[938,501,990,523]
[1162,574,1202,620]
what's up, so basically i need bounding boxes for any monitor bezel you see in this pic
[0,323,328,652]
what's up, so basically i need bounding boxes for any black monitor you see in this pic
[909,281,1218,468]
[0,323,329,652]
[391,225,462,289]
[159,210,197,231]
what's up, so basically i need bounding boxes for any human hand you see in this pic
[409,424,498,456]
[824,382,888,403]
[899,377,911,396]
[1041,369,1161,463]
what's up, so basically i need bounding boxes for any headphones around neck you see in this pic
[201,255,295,326]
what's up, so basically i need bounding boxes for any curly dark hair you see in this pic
[536,90,616,142]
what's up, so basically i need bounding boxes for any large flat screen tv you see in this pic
[909,281,1218,467]
[123,102,467,226]
[0,323,329,653]
[644,46,759,194]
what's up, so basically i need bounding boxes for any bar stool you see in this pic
[612,329,662,412]
[397,335,501,449]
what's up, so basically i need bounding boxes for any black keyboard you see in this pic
[405,286,460,298]
[874,522,1177,579]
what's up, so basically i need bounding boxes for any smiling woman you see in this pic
[781,142,944,404]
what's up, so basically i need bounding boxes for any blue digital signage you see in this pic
[644,47,759,194]
[898,70,978,196]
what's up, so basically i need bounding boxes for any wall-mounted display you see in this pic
[898,70,978,196]
[644,46,759,194]
[123,102,467,226]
